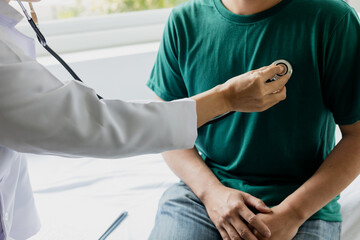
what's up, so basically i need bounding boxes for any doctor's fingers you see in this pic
[250,63,282,75]
[255,65,285,81]
[257,87,287,112]
[264,74,290,95]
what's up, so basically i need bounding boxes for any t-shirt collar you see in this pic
[213,0,292,24]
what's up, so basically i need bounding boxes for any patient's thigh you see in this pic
[293,220,341,240]
[149,182,221,240]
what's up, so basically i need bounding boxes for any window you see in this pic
[10,0,187,21]
[10,0,358,57]
[10,1,188,57]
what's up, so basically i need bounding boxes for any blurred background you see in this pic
[9,0,360,102]
[347,0,360,11]
[10,0,360,21]
[10,0,187,20]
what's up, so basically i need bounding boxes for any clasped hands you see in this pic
[202,185,304,240]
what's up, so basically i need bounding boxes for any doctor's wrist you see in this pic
[191,84,232,127]
[213,84,233,113]
[218,77,245,113]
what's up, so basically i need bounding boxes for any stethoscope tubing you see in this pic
[17,0,103,100]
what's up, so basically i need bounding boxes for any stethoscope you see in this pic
[16,1,293,125]
[16,0,103,100]
[204,59,293,125]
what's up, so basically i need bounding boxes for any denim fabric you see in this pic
[149,183,341,240]
[293,220,341,240]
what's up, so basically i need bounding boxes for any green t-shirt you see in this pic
[147,0,360,222]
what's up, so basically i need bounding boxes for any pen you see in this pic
[98,211,128,240]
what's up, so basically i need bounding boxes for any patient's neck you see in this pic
[222,0,282,15]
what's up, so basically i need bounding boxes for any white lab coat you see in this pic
[0,1,197,239]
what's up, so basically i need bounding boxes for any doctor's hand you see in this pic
[202,185,272,240]
[252,205,304,240]
[191,64,290,127]
[221,64,289,113]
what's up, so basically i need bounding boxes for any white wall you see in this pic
[24,9,171,100]
[38,44,159,100]
[348,0,360,11]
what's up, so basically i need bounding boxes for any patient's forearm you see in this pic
[155,95,223,198]
[281,132,360,221]
[162,147,222,201]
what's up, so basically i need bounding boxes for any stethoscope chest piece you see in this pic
[267,59,293,82]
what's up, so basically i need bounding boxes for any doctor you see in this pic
[0,0,289,239]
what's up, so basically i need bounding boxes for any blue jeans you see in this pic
[149,183,341,240]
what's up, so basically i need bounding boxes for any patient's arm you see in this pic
[254,120,360,240]
[157,96,272,240]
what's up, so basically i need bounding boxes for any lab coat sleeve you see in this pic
[0,55,197,158]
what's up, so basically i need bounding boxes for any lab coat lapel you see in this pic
[0,0,23,27]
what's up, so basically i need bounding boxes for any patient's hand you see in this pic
[253,205,304,240]
[202,185,272,240]
[221,65,290,113]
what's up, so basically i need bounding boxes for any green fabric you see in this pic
[147,0,360,222]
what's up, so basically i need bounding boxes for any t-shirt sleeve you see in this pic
[147,11,188,101]
[322,9,360,125]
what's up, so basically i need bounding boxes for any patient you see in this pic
[147,0,360,239]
